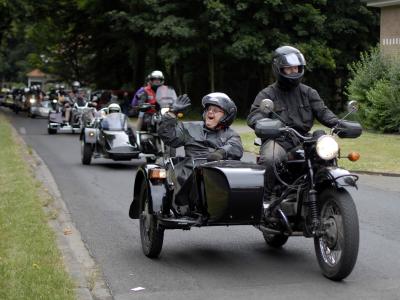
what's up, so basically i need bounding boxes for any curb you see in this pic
[5,114,113,300]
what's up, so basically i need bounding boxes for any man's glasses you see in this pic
[206,107,224,114]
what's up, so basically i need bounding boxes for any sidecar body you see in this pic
[129,159,265,228]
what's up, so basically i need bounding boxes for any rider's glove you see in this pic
[171,94,191,113]
[207,149,225,162]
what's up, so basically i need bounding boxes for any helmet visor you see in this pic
[280,53,306,67]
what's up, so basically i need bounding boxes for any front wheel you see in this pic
[81,141,93,165]
[139,181,164,258]
[314,188,359,281]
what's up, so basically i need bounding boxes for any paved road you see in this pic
[5,109,400,300]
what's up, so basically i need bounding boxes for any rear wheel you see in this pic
[81,141,93,165]
[314,188,359,281]
[263,232,289,248]
[139,181,164,258]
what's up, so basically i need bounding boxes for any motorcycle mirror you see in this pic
[347,100,358,113]
[259,99,274,113]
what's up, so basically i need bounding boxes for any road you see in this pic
[5,109,400,300]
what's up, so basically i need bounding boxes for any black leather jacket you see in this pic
[158,114,243,159]
[247,82,339,135]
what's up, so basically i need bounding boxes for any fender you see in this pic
[129,164,167,219]
[84,127,98,144]
[316,167,359,189]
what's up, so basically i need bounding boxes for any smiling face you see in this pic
[204,105,225,129]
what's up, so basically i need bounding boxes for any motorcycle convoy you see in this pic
[1,80,364,282]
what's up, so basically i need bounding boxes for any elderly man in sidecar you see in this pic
[158,92,243,211]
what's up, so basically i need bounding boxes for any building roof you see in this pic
[365,0,400,7]
[26,69,46,78]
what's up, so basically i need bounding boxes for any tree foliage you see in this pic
[346,47,400,133]
[0,0,379,116]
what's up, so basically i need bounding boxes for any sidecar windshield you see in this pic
[156,85,177,108]
[101,112,128,131]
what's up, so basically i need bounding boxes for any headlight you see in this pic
[52,99,57,103]
[316,135,339,160]
[160,107,170,115]
[29,98,36,104]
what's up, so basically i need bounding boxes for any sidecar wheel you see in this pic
[48,128,57,134]
[139,181,164,258]
[314,188,359,281]
[263,232,289,248]
[81,141,92,165]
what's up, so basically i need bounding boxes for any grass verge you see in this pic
[0,114,75,300]
[240,127,400,174]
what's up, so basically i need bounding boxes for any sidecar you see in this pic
[129,158,265,257]
[81,112,140,165]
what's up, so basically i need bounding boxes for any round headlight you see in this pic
[316,135,339,160]
[29,98,36,104]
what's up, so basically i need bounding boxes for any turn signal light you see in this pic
[177,112,184,118]
[149,168,166,179]
[347,152,360,162]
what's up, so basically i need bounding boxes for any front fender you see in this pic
[129,164,167,219]
[316,167,359,189]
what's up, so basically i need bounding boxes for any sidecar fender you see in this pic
[129,165,166,219]
[316,167,358,189]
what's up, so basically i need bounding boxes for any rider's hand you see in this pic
[171,94,191,113]
[207,149,225,162]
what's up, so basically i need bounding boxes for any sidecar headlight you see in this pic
[316,135,339,160]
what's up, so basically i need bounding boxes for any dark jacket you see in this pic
[247,82,339,135]
[158,114,243,159]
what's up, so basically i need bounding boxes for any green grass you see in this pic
[240,126,400,174]
[0,115,75,300]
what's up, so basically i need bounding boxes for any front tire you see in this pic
[314,188,359,281]
[81,141,93,165]
[139,181,164,258]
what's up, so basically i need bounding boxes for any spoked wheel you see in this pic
[81,141,93,165]
[263,232,289,248]
[314,188,359,281]
[139,181,164,258]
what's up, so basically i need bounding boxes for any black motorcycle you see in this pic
[136,85,177,163]
[129,99,362,281]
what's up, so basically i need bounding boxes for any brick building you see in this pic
[366,0,400,57]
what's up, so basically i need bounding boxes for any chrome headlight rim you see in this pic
[316,135,339,160]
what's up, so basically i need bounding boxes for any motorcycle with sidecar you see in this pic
[129,99,362,281]
[81,111,140,165]
[48,95,90,134]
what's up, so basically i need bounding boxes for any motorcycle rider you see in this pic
[247,45,340,202]
[158,92,243,212]
[136,70,164,131]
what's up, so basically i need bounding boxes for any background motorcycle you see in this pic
[81,111,140,164]
[136,85,178,164]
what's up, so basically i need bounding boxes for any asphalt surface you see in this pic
[4,109,400,300]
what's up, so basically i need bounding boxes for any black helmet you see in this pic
[201,92,237,128]
[272,46,306,88]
